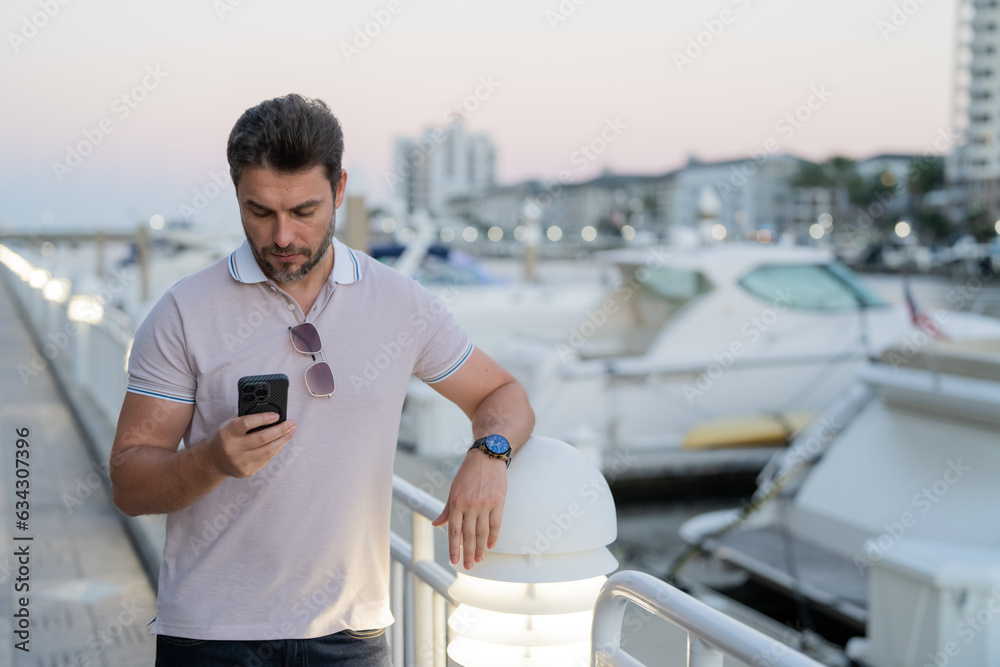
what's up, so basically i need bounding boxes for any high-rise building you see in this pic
[389,121,495,218]
[948,0,1000,222]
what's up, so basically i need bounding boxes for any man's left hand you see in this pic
[432,449,507,570]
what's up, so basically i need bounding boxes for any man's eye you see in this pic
[297,209,316,218]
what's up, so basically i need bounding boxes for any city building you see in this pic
[389,120,495,218]
[948,0,1000,223]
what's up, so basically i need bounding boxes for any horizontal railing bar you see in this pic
[392,475,446,521]
[594,571,824,667]
[389,532,413,568]
[413,561,456,605]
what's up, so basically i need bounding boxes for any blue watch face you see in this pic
[483,434,510,454]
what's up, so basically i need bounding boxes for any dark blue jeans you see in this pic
[155,628,391,666]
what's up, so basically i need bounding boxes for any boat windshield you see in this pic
[576,265,712,358]
[739,262,886,310]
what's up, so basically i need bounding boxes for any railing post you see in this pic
[688,636,724,667]
[433,593,447,667]
[391,560,404,667]
[592,590,629,666]
[73,322,90,386]
[412,512,435,667]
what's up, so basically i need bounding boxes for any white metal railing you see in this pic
[1,253,132,428]
[389,475,456,667]
[592,570,825,667]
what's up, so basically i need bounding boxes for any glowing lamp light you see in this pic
[446,436,618,667]
[895,220,911,239]
[463,226,479,242]
[0,245,34,280]
[581,226,597,242]
[809,223,825,240]
[29,268,51,289]
[546,226,563,242]
[620,225,636,241]
[43,278,71,303]
[994,220,999,235]
[440,227,456,243]
[513,226,527,242]
[710,224,727,241]
[488,226,504,242]
[67,295,104,325]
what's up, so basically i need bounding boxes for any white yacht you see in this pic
[677,338,1000,666]
[403,242,1000,474]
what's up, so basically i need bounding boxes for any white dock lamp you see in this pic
[446,436,618,667]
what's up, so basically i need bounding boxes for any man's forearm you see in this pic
[471,380,534,456]
[111,441,227,517]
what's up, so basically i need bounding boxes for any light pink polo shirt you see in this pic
[126,237,472,640]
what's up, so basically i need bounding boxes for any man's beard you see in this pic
[245,213,336,283]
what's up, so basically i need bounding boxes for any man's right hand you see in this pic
[208,413,297,479]
[110,393,299,516]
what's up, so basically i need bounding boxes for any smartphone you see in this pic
[238,374,289,434]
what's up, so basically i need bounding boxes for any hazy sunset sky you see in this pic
[0,0,957,233]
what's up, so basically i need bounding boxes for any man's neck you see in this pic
[272,243,335,316]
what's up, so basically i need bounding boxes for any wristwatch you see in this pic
[470,434,511,468]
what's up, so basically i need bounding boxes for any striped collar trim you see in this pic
[228,237,362,285]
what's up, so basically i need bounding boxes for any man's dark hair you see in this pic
[227,93,344,192]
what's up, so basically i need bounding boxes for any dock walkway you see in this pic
[0,277,156,666]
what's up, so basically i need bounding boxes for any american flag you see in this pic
[904,281,948,340]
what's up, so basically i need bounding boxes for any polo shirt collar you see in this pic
[228,237,362,285]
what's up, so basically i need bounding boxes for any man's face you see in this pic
[236,164,347,284]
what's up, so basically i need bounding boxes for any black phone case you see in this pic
[238,374,289,434]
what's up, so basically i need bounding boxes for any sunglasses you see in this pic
[288,323,335,397]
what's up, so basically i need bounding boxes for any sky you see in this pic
[0,0,958,234]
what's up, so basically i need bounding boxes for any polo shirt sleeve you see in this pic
[126,291,197,404]
[411,286,474,385]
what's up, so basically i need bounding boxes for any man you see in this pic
[109,93,534,666]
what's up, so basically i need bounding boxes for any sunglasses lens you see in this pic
[305,362,335,397]
[290,323,322,354]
